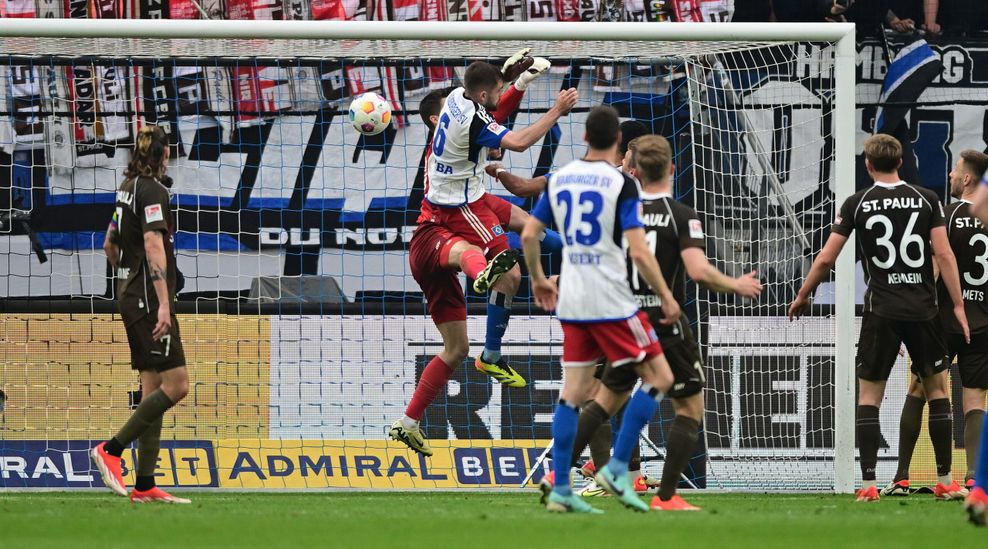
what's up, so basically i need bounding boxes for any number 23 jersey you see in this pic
[832,181,945,321]
[531,159,644,322]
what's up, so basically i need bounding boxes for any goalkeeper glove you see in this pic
[501,47,533,83]
[513,57,551,91]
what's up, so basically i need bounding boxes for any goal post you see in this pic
[0,20,856,493]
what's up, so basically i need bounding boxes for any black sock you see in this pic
[629,441,642,474]
[965,409,985,482]
[659,416,700,500]
[927,398,953,478]
[894,395,925,482]
[135,475,156,492]
[570,401,610,467]
[857,405,881,482]
[588,419,613,469]
[104,437,125,458]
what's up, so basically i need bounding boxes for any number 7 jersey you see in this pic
[531,159,644,322]
[832,181,945,320]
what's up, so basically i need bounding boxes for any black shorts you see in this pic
[946,331,988,389]
[856,312,948,381]
[125,314,186,373]
[599,322,705,399]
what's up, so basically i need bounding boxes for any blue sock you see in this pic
[539,229,564,253]
[552,400,579,496]
[977,407,988,490]
[609,385,663,477]
[482,291,512,363]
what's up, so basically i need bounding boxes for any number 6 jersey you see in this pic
[832,180,945,320]
[531,159,644,322]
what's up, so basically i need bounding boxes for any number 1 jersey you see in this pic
[832,181,945,321]
[531,159,644,322]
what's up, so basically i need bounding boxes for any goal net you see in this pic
[0,21,855,492]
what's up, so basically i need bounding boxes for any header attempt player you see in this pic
[789,134,969,502]
[390,55,579,457]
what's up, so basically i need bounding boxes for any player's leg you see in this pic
[883,375,925,496]
[393,229,471,455]
[968,400,988,524]
[135,370,162,495]
[652,338,704,510]
[507,205,563,253]
[903,318,963,499]
[475,195,527,387]
[854,312,900,501]
[963,387,986,487]
[391,320,468,457]
[91,317,187,497]
[958,334,988,488]
[857,378,887,501]
[545,322,604,514]
[650,393,702,511]
[131,364,192,504]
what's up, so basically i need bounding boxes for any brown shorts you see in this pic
[125,314,186,372]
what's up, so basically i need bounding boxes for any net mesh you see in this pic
[0,34,849,491]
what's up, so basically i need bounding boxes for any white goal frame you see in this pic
[0,19,857,494]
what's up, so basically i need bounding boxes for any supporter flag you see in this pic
[90,0,135,146]
[368,0,409,126]
[227,0,294,127]
[874,38,942,136]
[418,0,456,87]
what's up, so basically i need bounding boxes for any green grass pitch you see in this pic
[0,492,981,548]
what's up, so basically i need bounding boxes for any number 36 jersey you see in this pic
[832,181,945,321]
[531,159,644,322]
[939,200,988,334]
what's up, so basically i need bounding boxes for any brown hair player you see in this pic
[389,50,577,457]
[789,134,969,503]
[92,125,191,504]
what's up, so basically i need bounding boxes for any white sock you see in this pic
[938,474,952,486]
[401,416,419,429]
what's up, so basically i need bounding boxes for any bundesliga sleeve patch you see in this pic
[145,204,164,223]
[834,214,843,225]
[689,219,704,239]
[487,121,506,135]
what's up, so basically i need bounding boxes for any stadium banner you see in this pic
[0,313,965,488]
[3,38,988,301]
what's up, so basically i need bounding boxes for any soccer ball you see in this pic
[348,92,392,136]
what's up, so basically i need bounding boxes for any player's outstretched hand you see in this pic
[485,163,505,179]
[736,271,763,299]
[788,295,811,321]
[658,292,681,326]
[954,304,971,344]
[532,277,558,312]
[554,88,578,116]
[152,307,171,341]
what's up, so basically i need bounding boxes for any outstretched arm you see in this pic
[788,233,847,320]
[485,163,547,197]
[681,247,762,298]
[498,88,577,152]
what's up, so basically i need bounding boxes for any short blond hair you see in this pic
[628,135,672,183]
[863,134,902,173]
